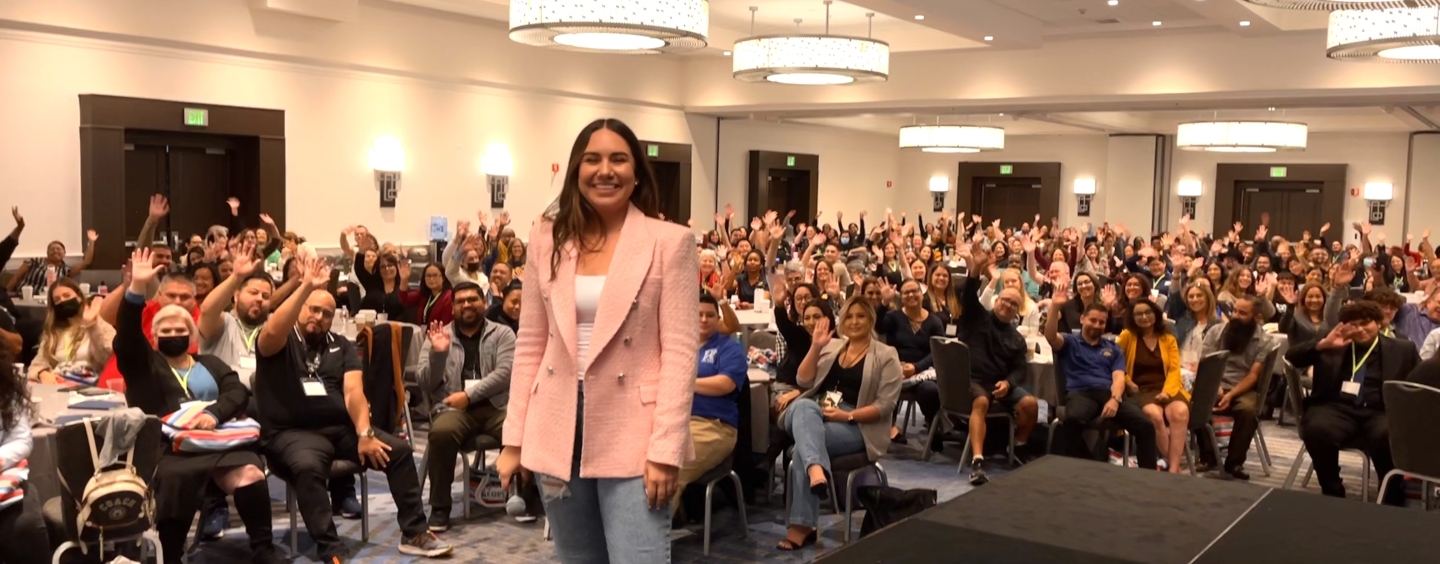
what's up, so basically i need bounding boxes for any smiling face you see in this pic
[424,264,445,292]
[192,268,215,296]
[1302,286,1326,314]
[899,280,924,309]
[929,267,949,292]
[1074,274,1097,299]
[801,304,827,333]
[839,301,873,339]
[577,128,636,219]
[1186,286,1210,315]
[792,286,814,313]
[46,242,65,263]
[1124,276,1144,300]
[910,260,928,281]
[1131,302,1157,331]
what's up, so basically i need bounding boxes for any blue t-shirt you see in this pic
[1059,333,1125,393]
[180,362,220,401]
[693,332,749,428]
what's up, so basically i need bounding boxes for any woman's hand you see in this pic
[644,460,679,510]
[497,446,524,490]
[821,406,851,423]
[1155,392,1171,404]
[811,317,833,349]
[774,390,801,414]
[193,412,218,430]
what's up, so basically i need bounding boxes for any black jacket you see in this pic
[1285,334,1419,410]
[115,295,249,421]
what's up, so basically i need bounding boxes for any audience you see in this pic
[1286,300,1419,506]
[1043,277,1158,470]
[1198,295,1277,479]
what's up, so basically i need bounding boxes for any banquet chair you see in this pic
[1280,359,1373,501]
[923,337,1017,468]
[281,461,369,555]
[690,456,747,555]
[1183,352,1228,476]
[1045,355,1130,463]
[46,415,166,564]
[784,451,888,544]
[1378,381,1440,508]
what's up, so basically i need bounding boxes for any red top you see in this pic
[399,289,454,327]
[98,301,201,388]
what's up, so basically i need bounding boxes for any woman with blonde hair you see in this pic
[1174,282,1222,374]
[776,295,901,550]
[28,279,114,384]
[981,267,1040,330]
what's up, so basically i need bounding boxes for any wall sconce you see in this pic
[1073,178,1096,217]
[1177,179,1202,218]
[369,136,406,208]
[1364,182,1393,225]
[481,143,513,209]
[929,176,949,212]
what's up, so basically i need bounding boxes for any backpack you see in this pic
[66,418,154,542]
[856,485,937,538]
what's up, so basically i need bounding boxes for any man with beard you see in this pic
[1043,277,1158,469]
[255,259,452,561]
[1287,301,1418,505]
[1199,295,1277,479]
[488,262,513,309]
[416,282,535,531]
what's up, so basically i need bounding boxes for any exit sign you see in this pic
[999,164,1013,175]
[647,144,659,157]
[786,156,796,167]
[184,108,208,127]
[1270,166,1287,178]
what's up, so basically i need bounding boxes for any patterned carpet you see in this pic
[179,415,1383,564]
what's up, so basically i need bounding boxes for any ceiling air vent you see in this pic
[1095,18,1121,24]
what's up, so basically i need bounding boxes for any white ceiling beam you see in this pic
[249,0,357,21]
[1017,112,1151,134]
[1385,105,1440,130]
[845,0,1044,48]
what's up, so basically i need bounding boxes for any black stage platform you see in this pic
[819,456,1440,564]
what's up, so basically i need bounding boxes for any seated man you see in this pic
[1042,278,1158,469]
[417,282,536,531]
[1286,301,1418,506]
[254,259,452,562]
[1198,295,1277,480]
[949,247,1040,485]
[675,294,748,510]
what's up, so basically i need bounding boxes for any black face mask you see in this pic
[466,262,481,271]
[53,298,82,320]
[156,336,190,357]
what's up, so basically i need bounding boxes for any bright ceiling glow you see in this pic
[1240,21,1251,26]
[1108,0,1118,5]
[509,0,709,54]
[1153,21,1162,26]
[899,125,1005,153]
[914,14,924,20]
[1242,0,1425,10]
[984,35,994,41]
[1176,121,1308,152]
[1328,7,1440,62]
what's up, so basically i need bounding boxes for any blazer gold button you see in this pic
[618,373,625,382]
[547,366,554,375]
[631,300,638,310]
[624,336,632,346]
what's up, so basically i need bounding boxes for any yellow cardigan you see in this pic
[1116,330,1189,402]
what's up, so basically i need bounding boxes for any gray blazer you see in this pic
[792,337,903,462]
[418,321,516,415]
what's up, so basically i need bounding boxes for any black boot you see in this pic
[232,481,281,564]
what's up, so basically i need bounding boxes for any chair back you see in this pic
[355,322,417,435]
[1252,348,1279,412]
[1187,352,1228,429]
[1382,381,1440,478]
[749,330,777,352]
[1051,352,1069,407]
[929,337,974,414]
[1281,358,1307,422]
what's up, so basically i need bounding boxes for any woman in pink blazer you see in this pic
[498,118,699,563]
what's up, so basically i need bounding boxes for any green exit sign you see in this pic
[999,164,1013,175]
[1270,166,1287,178]
[786,156,796,167]
[184,108,208,127]
[646,144,659,157]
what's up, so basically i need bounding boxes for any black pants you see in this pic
[203,471,355,514]
[912,380,942,431]
[1302,401,1404,506]
[0,483,49,564]
[265,426,427,557]
[1197,390,1261,470]
[1058,389,1158,469]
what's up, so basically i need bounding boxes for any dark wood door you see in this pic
[124,145,166,248]
[653,161,683,223]
[167,147,233,244]
[767,169,812,223]
[974,177,1042,231]
[1237,181,1324,241]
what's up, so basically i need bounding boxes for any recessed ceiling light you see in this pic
[1152,21,1162,26]
[984,35,994,41]
[724,50,732,56]
[1239,21,1251,27]
[1268,107,1276,111]
[1107,0,1118,5]
[998,113,1005,116]
[914,15,925,20]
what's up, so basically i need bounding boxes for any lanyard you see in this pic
[424,293,441,320]
[170,362,194,399]
[1350,338,1379,382]
[59,333,83,363]
[293,327,332,379]
[241,324,261,354]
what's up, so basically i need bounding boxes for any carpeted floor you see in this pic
[180,414,1380,564]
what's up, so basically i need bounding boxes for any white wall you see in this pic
[1405,133,1440,236]
[715,120,900,230]
[895,134,1110,227]
[1168,132,1411,242]
[0,5,709,256]
[1103,135,1159,234]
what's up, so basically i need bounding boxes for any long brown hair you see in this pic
[40,278,87,364]
[546,118,660,279]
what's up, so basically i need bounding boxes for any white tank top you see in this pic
[575,275,606,380]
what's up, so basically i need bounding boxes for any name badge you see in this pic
[945,325,956,338]
[463,379,479,389]
[239,356,257,370]
[1342,381,1361,396]
[303,380,328,397]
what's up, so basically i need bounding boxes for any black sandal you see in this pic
[810,480,830,500]
[777,530,818,551]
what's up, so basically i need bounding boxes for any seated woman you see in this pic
[27,279,115,385]
[775,296,901,551]
[769,278,825,404]
[1057,272,1104,335]
[114,249,279,564]
[400,263,453,326]
[1117,298,1190,473]
[7,233,97,292]
[728,250,768,309]
[359,252,408,321]
[485,284,521,333]
[878,279,946,443]
[0,361,49,563]
[922,263,962,329]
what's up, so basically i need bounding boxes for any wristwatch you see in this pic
[846,413,856,424]
[360,427,376,438]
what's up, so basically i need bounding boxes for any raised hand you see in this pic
[1360,222,1373,236]
[82,296,102,325]
[1051,276,1071,305]
[1255,225,1267,241]
[725,203,734,218]
[10,207,22,229]
[714,213,724,227]
[1320,222,1331,234]
[1425,228,1432,240]
[148,194,170,219]
[1020,235,1036,254]
[1334,261,1357,286]
[428,320,451,352]
[879,277,896,303]
[498,211,511,225]
[232,242,258,278]
[86,230,98,243]
[226,197,240,212]
[130,248,158,285]
[1377,232,1387,244]
[1278,283,1298,305]
[1101,284,1117,307]
[1318,322,1355,350]
[1260,212,1270,226]
[810,317,833,349]
[304,258,331,287]
[259,213,276,226]
[750,217,762,231]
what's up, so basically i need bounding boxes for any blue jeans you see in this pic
[780,398,866,527]
[537,391,671,564]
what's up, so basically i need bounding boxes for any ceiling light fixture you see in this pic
[733,2,890,85]
[899,124,1005,153]
[1176,121,1308,152]
[1240,20,1251,26]
[1240,0,1423,10]
[914,14,925,20]
[509,0,709,53]
[1153,21,1162,26]
[984,35,994,41]
[1327,7,1440,62]
[1108,0,1118,5]
[723,50,731,55]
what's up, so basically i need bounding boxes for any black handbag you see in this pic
[856,485,937,537]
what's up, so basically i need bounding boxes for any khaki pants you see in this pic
[673,416,738,506]
[427,404,507,510]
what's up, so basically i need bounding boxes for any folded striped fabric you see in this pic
[0,459,30,510]
[161,401,260,453]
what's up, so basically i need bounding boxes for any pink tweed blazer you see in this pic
[503,204,699,480]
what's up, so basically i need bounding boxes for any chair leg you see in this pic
[1046,422,1059,456]
[462,452,473,520]
[728,471,749,538]
[958,436,972,475]
[543,517,552,541]
[1377,469,1402,506]
[921,414,942,462]
[1206,424,1223,469]
[417,451,429,498]
[360,472,370,542]
[703,479,716,556]
[1253,427,1272,477]
[1283,449,1307,490]
[1184,433,1197,477]
[141,528,164,564]
[287,485,298,555]
[840,469,857,544]
[1361,453,1371,503]
[902,401,914,436]
[1302,463,1314,488]
[1006,415,1017,467]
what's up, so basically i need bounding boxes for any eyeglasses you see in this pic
[901,289,923,297]
[1133,309,1155,318]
